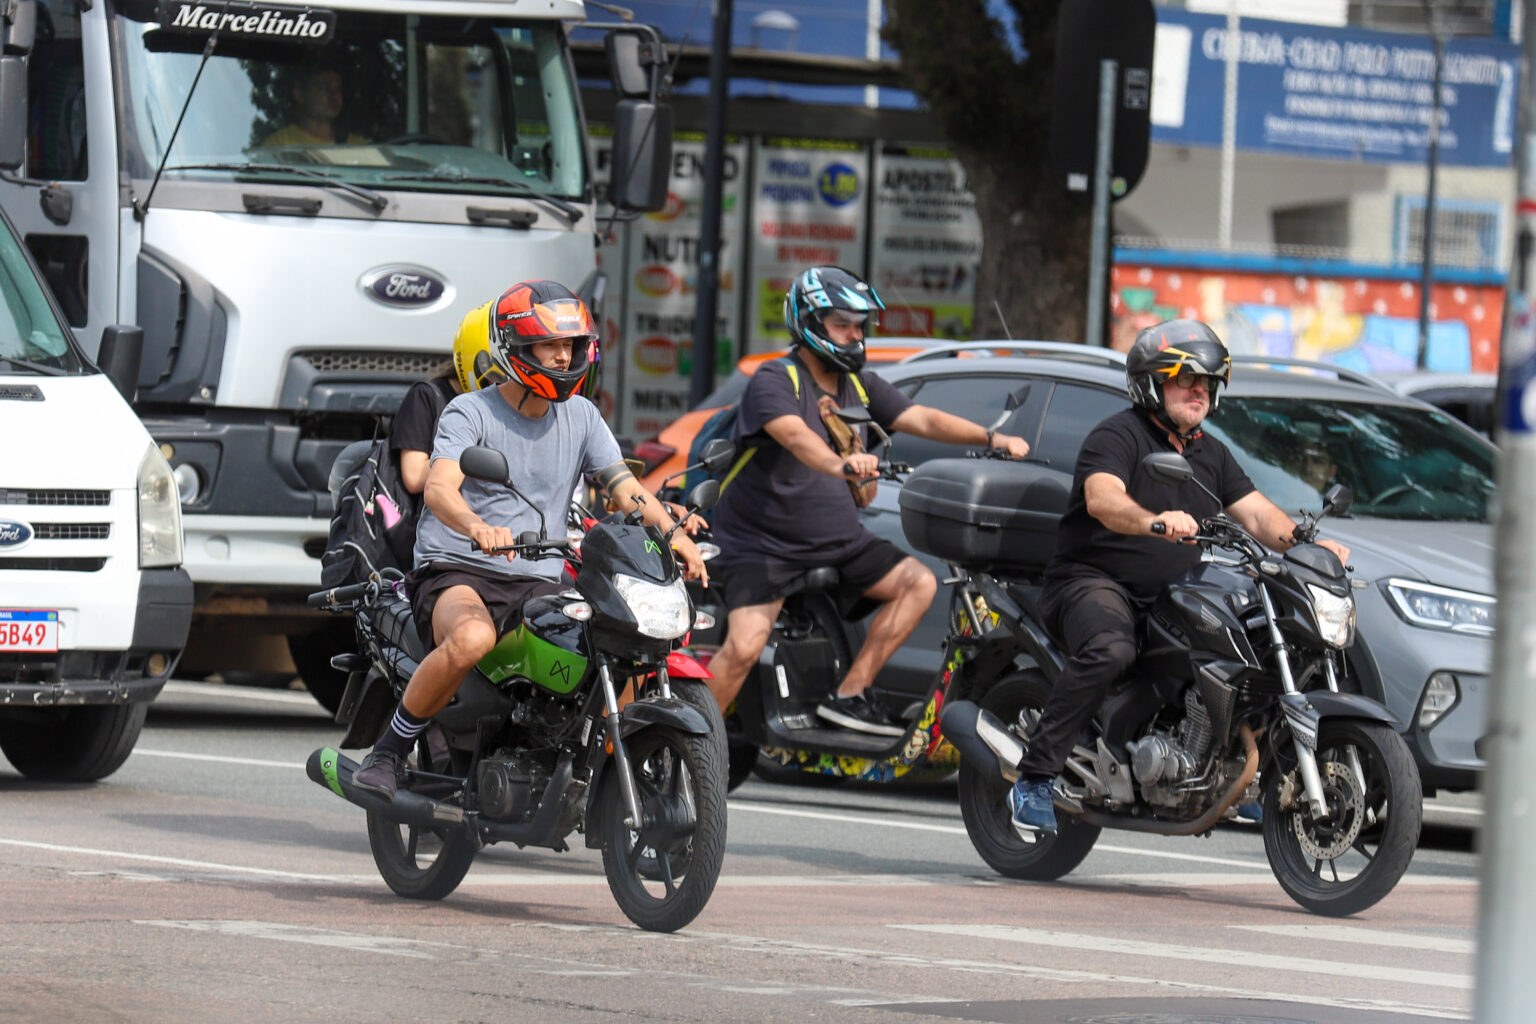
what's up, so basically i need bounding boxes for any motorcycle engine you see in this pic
[1129,688,1214,809]
[477,755,545,822]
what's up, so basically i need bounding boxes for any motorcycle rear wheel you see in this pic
[956,673,1101,880]
[365,734,477,900]
[599,724,727,932]
[1262,718,1422,917]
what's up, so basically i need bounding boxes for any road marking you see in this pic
[1424,803,1482,817]
[1231,923,1475,954]
[161,681,320,706]
[138,920,442,958]
[894,924,1473,991]
[133,748,303,770]
[0,839,337,881]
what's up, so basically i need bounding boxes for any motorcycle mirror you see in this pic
[1140,451,1193,483]
[834,404,874,425]
[699,437,736,475]
[988,383,1030,430]
[460,446,511,483]
[1322,482,1352,517]
[687,478,720,513]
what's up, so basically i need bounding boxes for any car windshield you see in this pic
[1207,396,1494,522]
[0,219,83,374]
[114,10,585,200]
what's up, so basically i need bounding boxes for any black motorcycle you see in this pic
[934,450,1422,917]
[305,446,729,933]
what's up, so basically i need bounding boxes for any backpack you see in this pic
[682,357,870,494]
[320,383,450,587]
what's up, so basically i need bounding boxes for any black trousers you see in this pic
[1016,573,1144,780]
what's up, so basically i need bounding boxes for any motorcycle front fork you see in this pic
[1261,586,1330,820]
[599,659,646,830]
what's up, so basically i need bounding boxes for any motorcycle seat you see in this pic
[783,566,840,596]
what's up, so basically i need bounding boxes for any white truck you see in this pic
[0,0,192,779]
[2,0,670,710]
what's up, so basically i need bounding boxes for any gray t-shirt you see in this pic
[413,388,623,581]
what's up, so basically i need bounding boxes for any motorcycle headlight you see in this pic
[1305,584,1356,648]
[138,444,184,568]
[1383,578,1494,636]
[612,574,692,639]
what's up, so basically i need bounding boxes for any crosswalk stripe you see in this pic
[1231,923,1475,954]
[894,924,1473,990]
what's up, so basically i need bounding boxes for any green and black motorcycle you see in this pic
[306,445,729,933]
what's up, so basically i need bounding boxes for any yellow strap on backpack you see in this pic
[719,360,868,492]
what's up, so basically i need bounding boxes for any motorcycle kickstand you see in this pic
[599,659,647,830]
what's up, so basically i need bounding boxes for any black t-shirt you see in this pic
[390,377,459,455]
[1047,407,1256,599]
[711,352,913,562]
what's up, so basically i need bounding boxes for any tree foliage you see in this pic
[885,0,1094,344]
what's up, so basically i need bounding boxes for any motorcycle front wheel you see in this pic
[599,724,728,932]
[1262,718,1422,917]
[956,673,1101,880]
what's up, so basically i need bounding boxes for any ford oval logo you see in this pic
[0,519,32,549]
[359,265,449,309]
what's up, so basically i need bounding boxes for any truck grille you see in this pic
[31,523,111,540]
[0,557,106,572]
[0,489,111,506]
[300,350,447,376]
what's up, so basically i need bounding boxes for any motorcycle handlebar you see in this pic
[470,539,571,557]
[306,580,374,608]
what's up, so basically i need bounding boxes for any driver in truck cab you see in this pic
[1007,319,1350,835]
[261,65,367,147]
[353,281,707,799]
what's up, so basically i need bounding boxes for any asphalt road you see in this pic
[0,681,1481,1023]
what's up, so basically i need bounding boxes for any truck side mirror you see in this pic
[605,31,656,100]
[98,325,145,404]
[4,0,35,55]
[0,56,25,172]
[608,98,672,213]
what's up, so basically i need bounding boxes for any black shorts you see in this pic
[714,537,909,612]
[407,562,567,649]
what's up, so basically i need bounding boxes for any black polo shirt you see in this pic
[1047,407,1255,600]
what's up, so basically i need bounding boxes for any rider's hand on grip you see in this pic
[1150,510,1199,542]
[470,522,517,561]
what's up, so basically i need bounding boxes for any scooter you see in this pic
[305,445,729,933]
[937,451,1422,917]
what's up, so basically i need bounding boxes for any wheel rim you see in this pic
[1267,726,1398,891]
[377,821,460,877]
[616,737,700,901]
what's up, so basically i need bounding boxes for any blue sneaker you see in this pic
[1235,800,1264,823]
[1007,778,1058,834]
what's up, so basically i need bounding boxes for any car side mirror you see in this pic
[1322,482,1352,517]
[459,446,510,484]
[700,437,736,475]
[97,325,144,403]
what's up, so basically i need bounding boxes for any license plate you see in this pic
[0,610,58,652]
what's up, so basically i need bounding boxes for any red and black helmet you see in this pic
[1125,318,1232,414]
[489,280,597,403]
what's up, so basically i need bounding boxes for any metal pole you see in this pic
[1474,0,1536,1015]
[1218,2,1239,249]
[863,0,880,108]
[1085,58,1116,348]
[1417,26,1445,370]
[690,0,733,408]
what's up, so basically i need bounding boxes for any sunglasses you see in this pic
[1167,370,1219,391]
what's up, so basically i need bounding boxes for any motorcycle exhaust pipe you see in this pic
[940,701,1026,782]
[306,747,465,831]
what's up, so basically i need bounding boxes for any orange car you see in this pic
[633,340,947,492]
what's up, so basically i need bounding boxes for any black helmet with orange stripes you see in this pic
[489,280,597,403]
[1125,318,1232,415]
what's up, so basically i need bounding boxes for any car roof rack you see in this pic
[1230,355,1394,392]
[900,340,1129,368]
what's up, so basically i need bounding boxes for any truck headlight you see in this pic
[1306,584,1356,648]
[1384,579,1494,636]
[138,444,184,568]
[612,574,691,639]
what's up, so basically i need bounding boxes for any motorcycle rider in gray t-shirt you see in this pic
[355,281,707,799]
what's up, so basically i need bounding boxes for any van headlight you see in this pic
[138,444,184,568]
[1384,578,1494,636]
[612,574,691,639]
[1306,584,1356,648]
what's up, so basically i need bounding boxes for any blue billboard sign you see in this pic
[1151,8,1519,167]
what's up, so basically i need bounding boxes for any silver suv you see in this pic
[854,343,1493,795]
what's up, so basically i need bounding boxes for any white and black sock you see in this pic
[376,704,429,757]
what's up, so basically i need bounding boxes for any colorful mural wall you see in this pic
[1111,264,1504,373]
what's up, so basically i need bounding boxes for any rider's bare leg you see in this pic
[835,557,936,699]
[703,599,784,712]
[399,585,499,719]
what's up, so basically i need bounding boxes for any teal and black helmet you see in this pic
[783,266,884,373]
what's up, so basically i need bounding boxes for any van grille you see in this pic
[300,350,447,376]
[0,489,111,506]
[31,523,110,540]
[0,385,42,401]
[0,557,106,572]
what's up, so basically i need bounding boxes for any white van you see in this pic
[0,205,192,781]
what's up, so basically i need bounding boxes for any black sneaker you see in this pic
[816,690,904,737]
[353,748,405,800]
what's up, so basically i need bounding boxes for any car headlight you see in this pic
[138,444,184,568]
[1383,578,1494,636]
[1306,584,1356,648]
[612,574,692,639]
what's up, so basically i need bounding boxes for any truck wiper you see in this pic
[383,172,583,223]
[0,356,68,376]
[161,163,389,214]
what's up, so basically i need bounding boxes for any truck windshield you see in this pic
[0,217,82,374]
[114,11,586,201]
